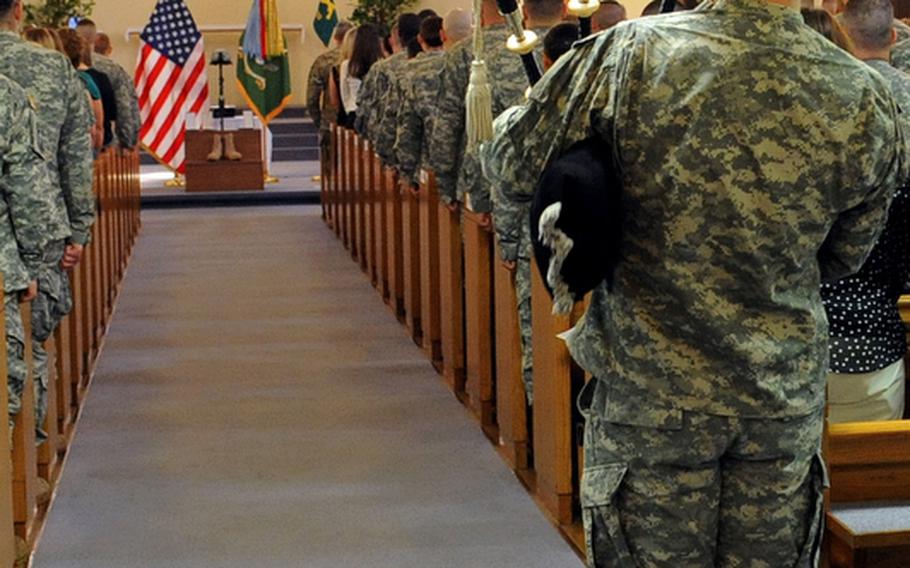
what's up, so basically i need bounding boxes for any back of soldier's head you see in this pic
[641,0,685,16]
[443,9,473,44]
[802,8,854,51]
[397,13,422,45]
[0,0,17,20]
[419,16,444,48]
[418,9,439,20]
[544,23,579,67]
[524,0,565,24]
[592,1,627,32]
[75,17,96,42]
[333,21,354,45]
[842,0,894,51]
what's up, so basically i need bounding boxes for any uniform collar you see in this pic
[699,0,801,21]
[0,29,21,41]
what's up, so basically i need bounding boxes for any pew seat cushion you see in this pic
[830,501,910,535]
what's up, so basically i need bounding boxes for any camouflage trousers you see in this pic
[31,241,72,444]
[579,376,827,568]
[515,255,533,405]
[5,294,27,431]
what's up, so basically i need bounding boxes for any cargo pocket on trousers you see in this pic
[581,463,634,567]
[797,452,830,567]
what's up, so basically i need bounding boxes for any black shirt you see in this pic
[85,67,118,147]
[821,187,910,373]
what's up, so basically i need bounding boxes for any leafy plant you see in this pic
[350,0,417,31]
[23,0,95,28]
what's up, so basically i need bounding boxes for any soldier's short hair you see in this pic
[94,32,111,55]
[544,23,579,64]
[592,1,627,31]
[397,13,421,45]
[418,9,438,21]
[0,0,17,19]
[524,0,564,21]
[333,21,353,43]
[443,9,473,44]
[419,16,443,48]
[842,0,894,51]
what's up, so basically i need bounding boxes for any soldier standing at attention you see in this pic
[355,13,421,161]
[487,0,906,564]
[394,12,472,187]
[0,73,49,431]
[307,21,353,174]
[0,0,96,445]
[77,20,141,149]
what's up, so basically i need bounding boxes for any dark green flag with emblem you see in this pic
[237,0,292,124]
[314,0,339,47]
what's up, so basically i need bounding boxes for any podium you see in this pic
[185,129,264,192]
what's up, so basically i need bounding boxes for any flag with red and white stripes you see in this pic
[135,0,209,173]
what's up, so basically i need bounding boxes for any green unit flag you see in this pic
[314,0,339,47]
[237,31,292,125]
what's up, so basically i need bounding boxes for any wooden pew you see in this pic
[331,125,342,239]
[493,247,531,472]
[373,152,389,302]
[12,304,37,551]
[825,420,910,567]
[462,210,496,434]
[385,168,405,321]
[352,135,365,268]
[417,172,442,368]
[438,202,466,394]
[530,258,586,533]
[363,140,377,286]
[402,180,422,345]
[0,275,17,567]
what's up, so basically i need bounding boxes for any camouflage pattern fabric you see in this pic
[0,30,96,247]
[489,0,904,419]
[31,242,71,443]
[488,0,905,563]
[895,18,910,42]
[428,24,538,209]
[0,74,49,291]
[891,37,910,72]
[306,46,341,133]
[4,295,26,428]
[367,52,413,166]
[394,50,446,186]
[579,376,827,567]
[356,52,408,150]
[92,54,141,149]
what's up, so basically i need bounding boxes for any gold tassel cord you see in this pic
[465,0,493,149]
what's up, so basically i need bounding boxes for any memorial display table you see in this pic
[185,128,264,192]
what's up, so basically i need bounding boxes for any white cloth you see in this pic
[338,59,361,114]
[828,358,906,423]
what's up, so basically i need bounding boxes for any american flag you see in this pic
[135,0,209,173]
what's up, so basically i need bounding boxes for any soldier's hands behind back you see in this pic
[61,243,84,269]
[19,281,37,303]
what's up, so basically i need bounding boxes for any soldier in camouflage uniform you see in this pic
[0,0,96,444]
[77,20,141,149]
[486,0,906,564]
[430,0,562,403]
[307,23,353,166]
[357,13,422,166]
[0,73,51,431]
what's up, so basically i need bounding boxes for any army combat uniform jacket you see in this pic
[488,0,905,420]
[92,54,141,149]
[0,31,95,247]
[306,46,341,133]
[356,51,408,158]
[393,50,447,187]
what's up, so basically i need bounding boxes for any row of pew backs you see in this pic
[0,148,141,567]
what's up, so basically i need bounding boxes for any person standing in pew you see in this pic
[428,0,564,217]
[354,13,422,157]
[394,12,472,188]
[0,73,49,433]
[823,0,910,423]
[486,0,907,564]
[0,0,95,446]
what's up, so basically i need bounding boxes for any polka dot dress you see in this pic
[821,187,910,374]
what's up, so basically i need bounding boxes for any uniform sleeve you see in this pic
[109,61,140,148]
[355,66,379,138]
[58,64,96,246]
[374,72,404,166]
[0,94,48,285]
[818,90,906,282]
[394,76,422,185]
[306,55,326,130]
[484,106,525,261]
[427,48,470,204]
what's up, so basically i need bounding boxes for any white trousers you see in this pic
[827,358,906,423]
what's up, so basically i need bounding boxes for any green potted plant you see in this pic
[350,0,417,31]
[24,0,95,27]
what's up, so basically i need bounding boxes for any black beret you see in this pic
[529,137,623,314]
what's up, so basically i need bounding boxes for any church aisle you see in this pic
[33,206,581,568]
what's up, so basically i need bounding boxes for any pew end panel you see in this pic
[401,179,423,347]
[384,168,405,321]
[418,171,443,368]
[438,202,466,394]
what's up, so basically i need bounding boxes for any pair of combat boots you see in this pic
[207,132,243,161]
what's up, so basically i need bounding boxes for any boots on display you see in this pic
[223,133,243,161]
[207,133,224,161]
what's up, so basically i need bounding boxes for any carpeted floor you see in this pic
[33,206,582,568]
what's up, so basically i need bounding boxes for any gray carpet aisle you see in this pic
[34,206,582,568]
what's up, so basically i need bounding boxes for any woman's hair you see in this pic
[801,8,854,52]
[348,23,384,79]
[23,27,56,51]
[340,27,357,60]
[57,28,87,68]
